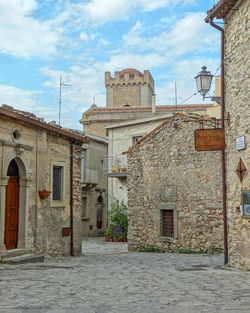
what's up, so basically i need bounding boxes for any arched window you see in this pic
[96,195,104,229]
[7,159,19,177]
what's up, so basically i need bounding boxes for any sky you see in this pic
[0,0,221,129]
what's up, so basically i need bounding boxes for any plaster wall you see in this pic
[0,115,83,257]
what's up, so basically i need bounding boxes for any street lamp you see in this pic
[195,66,213,100]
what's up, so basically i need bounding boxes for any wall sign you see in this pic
[194,129,225,151]
[236,136,246,151]
[242,192,250,218]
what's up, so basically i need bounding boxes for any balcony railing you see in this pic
[82,168,98,185]
[103,155,127,178]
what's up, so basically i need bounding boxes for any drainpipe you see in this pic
[70,142,74,256]
[206,16,228,265]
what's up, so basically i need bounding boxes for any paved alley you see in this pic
[0,237,250,313]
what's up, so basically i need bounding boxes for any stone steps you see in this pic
[1,249,44,264]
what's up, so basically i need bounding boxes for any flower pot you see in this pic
[38,190,51,200]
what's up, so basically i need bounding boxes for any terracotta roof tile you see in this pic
[0,104,88,143]
[85,104,213,115]
[206,0,238,20]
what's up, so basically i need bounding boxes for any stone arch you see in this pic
[6,157,27,179]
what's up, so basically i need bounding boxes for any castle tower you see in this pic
[105,68,154,108]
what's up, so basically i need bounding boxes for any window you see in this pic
[53,166,63,200]
[161,210,174,237]
[81,197,87,217]
[132,136,143,145]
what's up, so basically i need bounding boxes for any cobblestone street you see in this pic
[0,237,250,313]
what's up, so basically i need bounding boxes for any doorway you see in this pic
[4,160,19,250]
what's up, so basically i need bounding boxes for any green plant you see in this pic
[178,248,204,254]
[108,197,128,231]
[138,246,164,253]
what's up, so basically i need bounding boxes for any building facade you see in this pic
[80,68,215,137]
[81,132,108,236]
[127,114,224,253]
[0,105,87,258]
[206,0,250,270]
[105,115,172,208]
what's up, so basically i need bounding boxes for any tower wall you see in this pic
[105,69,154,108]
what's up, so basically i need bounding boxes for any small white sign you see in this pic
[28,168,33,174]
[236,136,246,151]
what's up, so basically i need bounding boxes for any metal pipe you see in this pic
[208,18,228,265]
[70,142,74,256]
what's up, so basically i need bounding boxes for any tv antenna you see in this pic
[58,76,72,125]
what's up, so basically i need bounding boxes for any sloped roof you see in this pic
[125,113,218,155]
[0,105,88,144]
[205,0,239,21]
[83,104,213,115]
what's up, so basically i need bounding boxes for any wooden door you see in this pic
[4,177,19,250]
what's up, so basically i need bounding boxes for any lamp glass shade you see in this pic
[195,66,213,97]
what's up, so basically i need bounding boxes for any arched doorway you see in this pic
[5,159,20,250]
[96,195,104,230]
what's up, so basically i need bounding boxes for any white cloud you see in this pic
[0,0,61,58]
[122,12,219,55]
[0,84,58,121]
[79,32,89,41]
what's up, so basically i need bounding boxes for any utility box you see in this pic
[242,191,250,218]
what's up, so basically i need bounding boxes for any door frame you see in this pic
[0,157,31,254]
[4,176,20,250]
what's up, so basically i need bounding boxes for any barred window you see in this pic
[161,210,174,237]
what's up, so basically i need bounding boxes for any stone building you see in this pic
[80,68,215,137]
[81,132,108,236]
[105,115,171,208]
[126,113,224,253]
[105,69,154,108]
[206,0,250,270]
[0,105,88,259]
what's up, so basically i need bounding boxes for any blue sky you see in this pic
[0,0,221,129]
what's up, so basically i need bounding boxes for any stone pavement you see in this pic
[0,237,250,313]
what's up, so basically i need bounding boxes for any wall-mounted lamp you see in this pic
[195,66,221,104]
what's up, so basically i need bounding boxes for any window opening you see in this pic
[7,159,19,177]
[161,210,174,237]
[53,166,63,200]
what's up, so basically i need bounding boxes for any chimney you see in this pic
[152,94,156,113]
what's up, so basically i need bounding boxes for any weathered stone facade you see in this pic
[0,106,87,258]
[105,69,154,108]
[223,0,250,270]
[127,114,224,253]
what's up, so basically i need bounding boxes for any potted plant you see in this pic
[38,189,51,200]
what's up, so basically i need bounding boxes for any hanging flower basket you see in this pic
[38,190,51,200]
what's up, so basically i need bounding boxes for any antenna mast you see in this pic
[58,76,72,125]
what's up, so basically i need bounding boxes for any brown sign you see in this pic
[194,129,225,151]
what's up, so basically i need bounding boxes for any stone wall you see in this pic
[224,0,250,270]
[127,115,224,253]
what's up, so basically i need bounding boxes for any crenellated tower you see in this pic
[105,68,154,108]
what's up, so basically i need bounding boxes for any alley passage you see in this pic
[0,237,250,313]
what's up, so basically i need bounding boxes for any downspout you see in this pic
[70,142,74,256]
[206,17,228,265]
